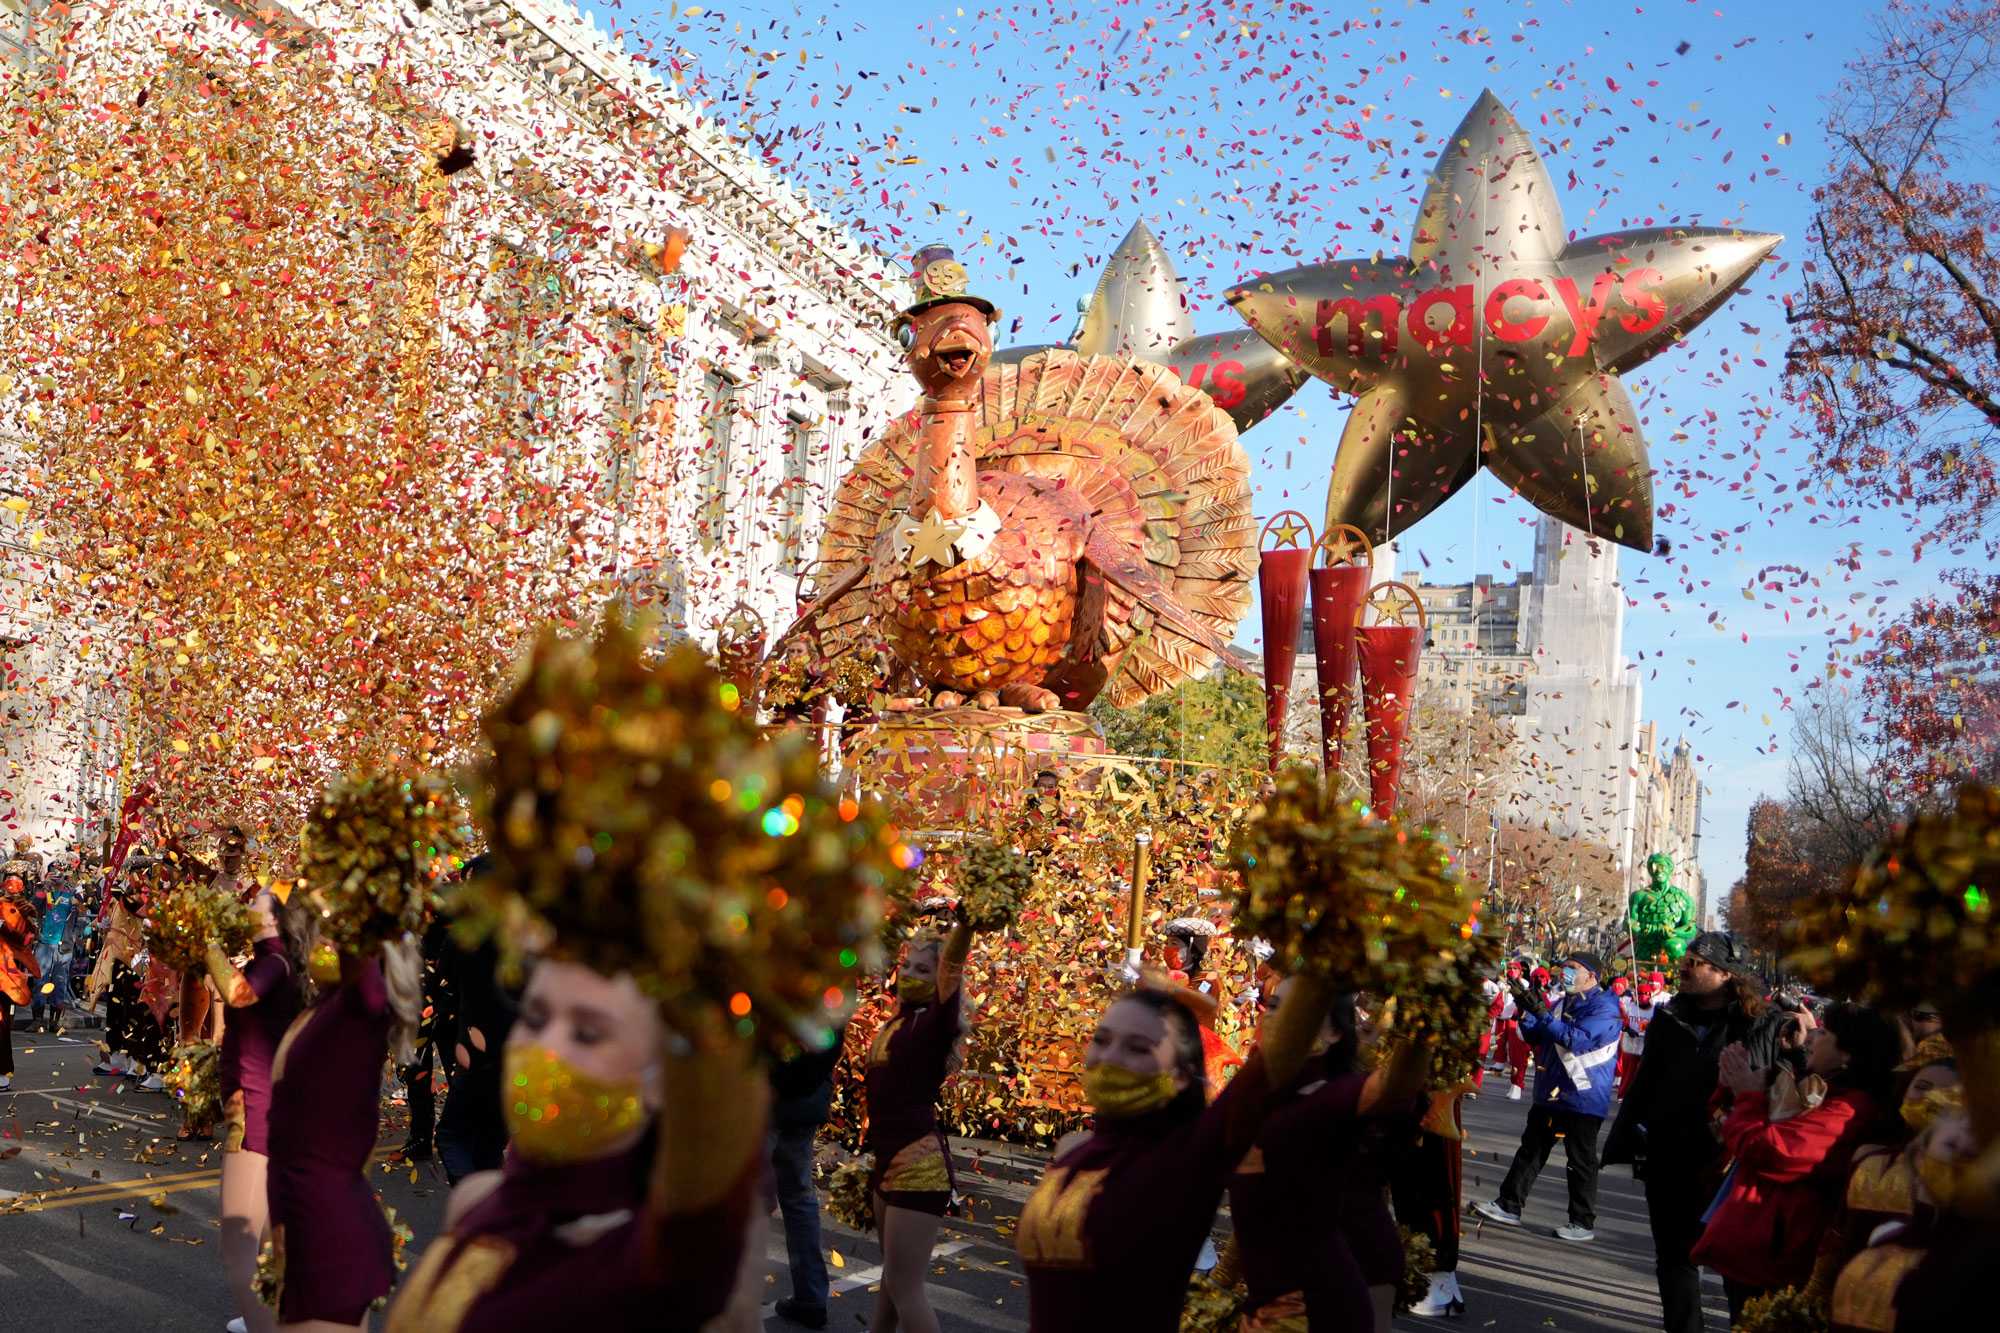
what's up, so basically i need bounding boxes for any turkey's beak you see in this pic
[932,326,983,379]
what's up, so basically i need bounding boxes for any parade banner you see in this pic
[1308,524,1374,780]
[1257,512,1315,773]
[1355,581,1425,815]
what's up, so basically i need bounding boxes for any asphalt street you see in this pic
[2,1031,1732,1331]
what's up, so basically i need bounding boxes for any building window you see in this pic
[602,313,653,511]
[698,370,739,551]
[487,243,574,457]
[779,409,818,562]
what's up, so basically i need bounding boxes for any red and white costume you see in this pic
[1617,985,1658,1097]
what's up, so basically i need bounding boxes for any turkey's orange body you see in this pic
[883,471,1089,693]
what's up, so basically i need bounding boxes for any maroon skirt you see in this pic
[269,1163,394,1323]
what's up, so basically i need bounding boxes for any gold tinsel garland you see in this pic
[299,772,466,956]
[457,612,901,1057]
[1786,782,1998,1026]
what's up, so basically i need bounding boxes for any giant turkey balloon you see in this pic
[1226,89,1781,553]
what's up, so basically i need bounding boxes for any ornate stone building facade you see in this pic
[0,0,908,844]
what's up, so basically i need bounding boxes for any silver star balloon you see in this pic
[1226,89,1781,552]
[997,221,1306,435]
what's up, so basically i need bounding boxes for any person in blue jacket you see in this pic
[1472,950,1624,1242]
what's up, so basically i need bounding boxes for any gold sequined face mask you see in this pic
[306,942,341,986]
[896,974,936,1005]
[502,1045,649,1165]
[1082,1063,1180,1119]
[1901,1084,1962,1135]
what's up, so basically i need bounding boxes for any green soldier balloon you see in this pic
[1629,853,1698,964]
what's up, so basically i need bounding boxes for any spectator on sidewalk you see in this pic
[1,882,40,1092]
[1692,1002,1899,1320]
[30,859,76,1033]
[1473,949,1622,1242]
[1618,974,1660,1099]
[1493,959,1532,1101]
[1603,930,1765,1333]
[767,1036,844,1329]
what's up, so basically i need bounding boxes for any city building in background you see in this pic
[0,0,907,844]
[1290,516,1707,914]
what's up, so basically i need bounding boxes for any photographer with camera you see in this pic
[1603,931,1766,1333]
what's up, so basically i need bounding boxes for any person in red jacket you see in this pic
[1691,1001,1900,1321]
[1493,959,1532,1100]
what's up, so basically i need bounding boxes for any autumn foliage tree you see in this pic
[1727,799,1840,957]
[1787,1,2000,802]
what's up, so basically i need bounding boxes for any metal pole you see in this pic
[1123,829,1153,979]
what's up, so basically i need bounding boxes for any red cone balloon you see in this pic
[1356,581,1425,816]
[1256,512,1315,772]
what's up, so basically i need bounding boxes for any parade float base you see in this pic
[842,705,1109,829]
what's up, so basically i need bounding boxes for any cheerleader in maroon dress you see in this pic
[266,940,420,1331]
[864,917,985,1333]
[205,888,306,1333]
[1015,972,1339,1332]
[384,958,762,1333]
[1229,988,1428,1332]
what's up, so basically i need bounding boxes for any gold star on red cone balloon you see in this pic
[1226,89,1781,553]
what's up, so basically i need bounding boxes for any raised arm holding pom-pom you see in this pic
[1013,967,1343,1332]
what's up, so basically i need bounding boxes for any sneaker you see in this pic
[94,1052,130,1076]
[1554,1223,1595,1243]
[773,1298,829,1329]
[1406,1271,1464,1318]
[137,1072,165,1092]
[1472,1199,1522,1227]
[0,1073,12,1091]
[1507,1084,1523,1101]
[226,1319,248,1333]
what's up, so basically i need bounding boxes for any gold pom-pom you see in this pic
[1733,1285,1827,1333]
[254,1238,282,1310]
[825,1154,876,1231]
[1177,1266,1247,1333]
[938,839,1030,932]
[1229,771,1494,1081]
[1228,768,1406,982]
[163,1041,220,1127]
[141,874,213,975]
[1397,1225,1439,1311]
[141,852,257,975]
[458,610,901,1056]
[299,771,465,956]
[1786,782,1999,1027]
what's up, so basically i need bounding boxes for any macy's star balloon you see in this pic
[997,220,1306,435]
[1226,89,1781,553]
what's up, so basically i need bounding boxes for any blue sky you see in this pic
[612,0,1929,904]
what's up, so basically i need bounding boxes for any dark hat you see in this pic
[892,243,998,332]
[1564,950,1606,980]
[1685,930,1754,976]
